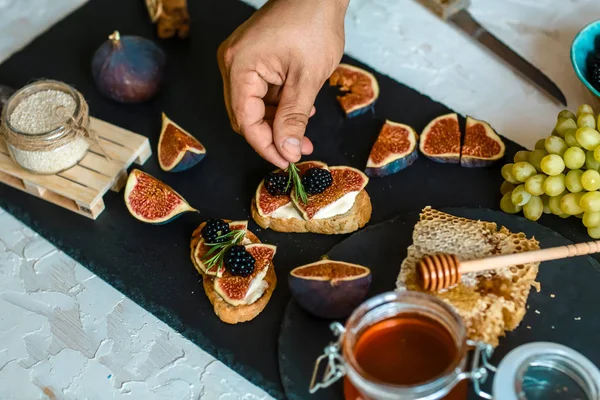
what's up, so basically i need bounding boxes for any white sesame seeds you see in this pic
[10,90,76,134]
[6,88,89,174]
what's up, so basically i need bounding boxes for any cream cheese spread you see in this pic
[269,191,360,220]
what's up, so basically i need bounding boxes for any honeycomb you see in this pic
[397,206,540,347]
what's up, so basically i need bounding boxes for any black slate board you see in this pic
[0,0,596,397]
[278,208,600,400]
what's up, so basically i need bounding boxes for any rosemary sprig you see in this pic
[285,162,308,205]
[202,229,246,273]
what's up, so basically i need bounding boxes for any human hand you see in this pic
[217,0,349,169]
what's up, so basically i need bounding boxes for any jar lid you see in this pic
[492,342,600,400]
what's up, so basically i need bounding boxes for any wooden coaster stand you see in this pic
[0,117,151,219]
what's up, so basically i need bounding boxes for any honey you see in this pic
[344,314,467,400]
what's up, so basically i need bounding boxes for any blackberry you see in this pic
[264,172,290,196]
[224,245,256,277]
[201,219,230,244]
[302,168,333,195]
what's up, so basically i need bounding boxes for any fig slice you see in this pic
[419,113,461,164]
[289,259,371,319]
[192,220,259,277]
[291,166,369,220]
[460,117,506,168]
[365,120,419,177]
[158,113,206,172]
[329,63,379,118]
[124,169,196,224]
[214,243,277,306]
[255,161,328,217]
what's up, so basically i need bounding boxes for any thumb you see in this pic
[273,77,320,163]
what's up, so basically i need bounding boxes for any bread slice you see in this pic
[396,207,540,347]
[190,221,275,324]
[203,266,277,324]
[251,190,372,234]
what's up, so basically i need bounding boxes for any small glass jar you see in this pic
[311,291,600,400]
[1,80,90,175]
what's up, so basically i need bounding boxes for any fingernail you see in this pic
[282,137,301,156]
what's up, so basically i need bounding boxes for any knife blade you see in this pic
[416,0,567,106]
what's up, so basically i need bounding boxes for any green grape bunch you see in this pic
[498,104,600,238]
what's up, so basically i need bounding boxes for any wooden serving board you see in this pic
[0,117,151,219]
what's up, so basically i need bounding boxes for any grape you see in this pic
[580,191,600,213]
[542,174,566,196]
[588,226,600,239]
[512,162,537,182]
[586,150,600,170]
[560,192,584,215]
[575,213,584,219]
[501,163,520,184]
[500,192,522,214]
[558,110,577,121]
[524,174,546,196]
[513,150,530,163]
[544,136,568,156]
[564,129,580,148]
[534,138,547,150]
[541,194,551,214]
[548,192,566,215]
[594,146,600,163]
[500,181,516,195]
[511,184,531,206]
[583,211,600,228]
[540,154,565,176]
[581,170,600,191]
[577,104,594,118]
[578,113,596,129]
[523,196,543,221]
[565,169,584,193]
[575,127,600,150]
[563,147,585,169]
[555,117,578,138]
[527,149,548,172]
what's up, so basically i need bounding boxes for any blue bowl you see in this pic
[571,20,600,97]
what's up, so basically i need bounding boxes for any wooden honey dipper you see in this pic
[417,239,600,291]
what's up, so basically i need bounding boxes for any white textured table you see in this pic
[1,0,599,399]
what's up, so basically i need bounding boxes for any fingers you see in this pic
[273,77,321,163]
[243,120,290,169]
[301,136,314,155]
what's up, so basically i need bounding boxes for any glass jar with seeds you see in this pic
[0,80,91,174]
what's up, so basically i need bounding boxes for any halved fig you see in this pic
[192,220,259,277]
[255,161,327,217]
[158,113,206,172]
[289,260,371,319]
[124,169,196,224]
[214,243,277,306]
[365,120,419,177]
[460,116,506,167]
[329,63,379,118]
[419,113,461,164]
[291,166,368,220]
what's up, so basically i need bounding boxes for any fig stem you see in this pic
[109,30,121,42]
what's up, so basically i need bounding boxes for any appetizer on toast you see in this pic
[190,219,277,324]
[251,161,372,234]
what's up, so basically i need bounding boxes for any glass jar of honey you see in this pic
[310,291,600,400]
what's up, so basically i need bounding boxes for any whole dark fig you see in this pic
[91,31,166,103]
